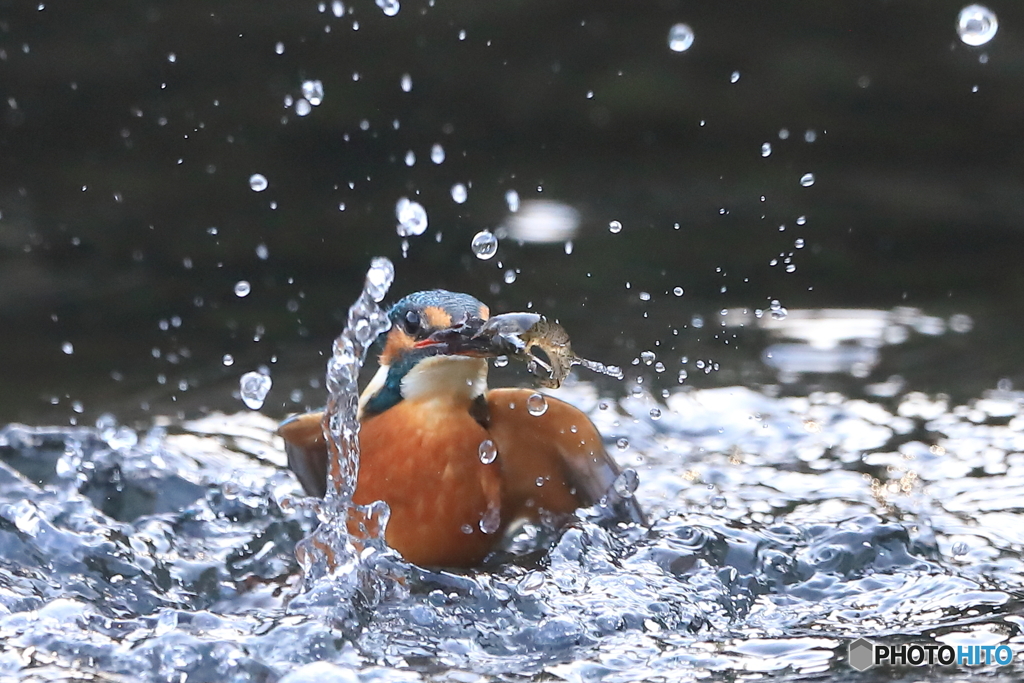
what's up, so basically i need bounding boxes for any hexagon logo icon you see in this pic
[848,638,875,671]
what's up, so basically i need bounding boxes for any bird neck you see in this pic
[359,356,489,419]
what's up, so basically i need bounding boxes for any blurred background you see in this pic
[1,0,1022,426]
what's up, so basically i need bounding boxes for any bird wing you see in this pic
[277,411,328,497]
[485,387,646,526]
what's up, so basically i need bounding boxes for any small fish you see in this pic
[476,313,623,388]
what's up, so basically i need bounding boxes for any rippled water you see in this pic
[3,371,1023,681]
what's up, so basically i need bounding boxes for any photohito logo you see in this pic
[847,638,1014,671]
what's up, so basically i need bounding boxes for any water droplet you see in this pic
[709,495,727,509]
[365,257,395,303]
[274,42,285,54]
[526,392,548,416]
[795,238,805,248]
[952,541,969,556]
[471,230,498,259]
[404,150,415,166]
[460,523,473,534]
[395,198,428,236]
[61,342,74,355]
[640,351,655,365]
[478,439,498,464]
[331,0,344,17]
[673,286,684,297]
[167,52,176,63]
[222,354,234,366]
[400,73,412,92]
[799,173,815,187]
[493,355,509,368]
[608,220,622,233]
[616,437,629,451]
[804,129,817,143]
[761,142,772,157]
[430,143,445,164]
[613,468,639,497]
[678,369,688,383]
[785,264,796,273]
[649,408,662,420]
[376,0,400,16]
[234,280,251,297]
[295,98,312,116]
[503,269,517,284]
[239,371,272,409]
[451,183,468,204]
[957,5,997,46]
[249,174,268,192]
[255,243,269,260]
[667,23,694,52]
[479,505,500,534]
[730,71,740,83]
[505,189,520,212]
[301,80,324,106]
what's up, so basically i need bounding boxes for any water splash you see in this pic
[289,257,398,615]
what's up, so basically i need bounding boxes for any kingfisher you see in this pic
[277,290,644,568]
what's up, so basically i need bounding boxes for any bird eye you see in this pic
[403,310,421,334]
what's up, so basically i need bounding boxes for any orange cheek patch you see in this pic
[422,306,452,328]
[478,304,490,320]
[380,329,415,365]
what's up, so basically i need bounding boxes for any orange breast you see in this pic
[355,398,503,567]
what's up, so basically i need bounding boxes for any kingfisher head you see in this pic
[360,290,497,417]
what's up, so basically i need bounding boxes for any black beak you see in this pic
[413,316,501,356]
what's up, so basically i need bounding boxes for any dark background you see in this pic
[2,0,1022,425]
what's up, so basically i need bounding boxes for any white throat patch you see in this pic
[400,355,489,405]
[358,355,489,418]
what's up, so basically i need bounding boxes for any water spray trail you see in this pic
[291,257,394,598]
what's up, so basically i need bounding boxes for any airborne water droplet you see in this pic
[478,439,498,464]
[667,23,694,52]
[451,183,468,204]
[761,142,772,157]
[395,198,428,237]
[479,505,500,534]
[234,280,251,297]
[375,0,400,16]
[957,5,998,46]
[301,80,324,106]
[505,189,520,212]
[613,468,639,497]
[239,371,272,409]
[526,393,548,416]
[249,174,268,192]
[493,355,509,368]
[471,230,498,259]
[400,73,412,92]
[608,220,622,234]
[430,143,445,164]
[799,173,815,187]
[616,437,629,451]
[61,342,74,355]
